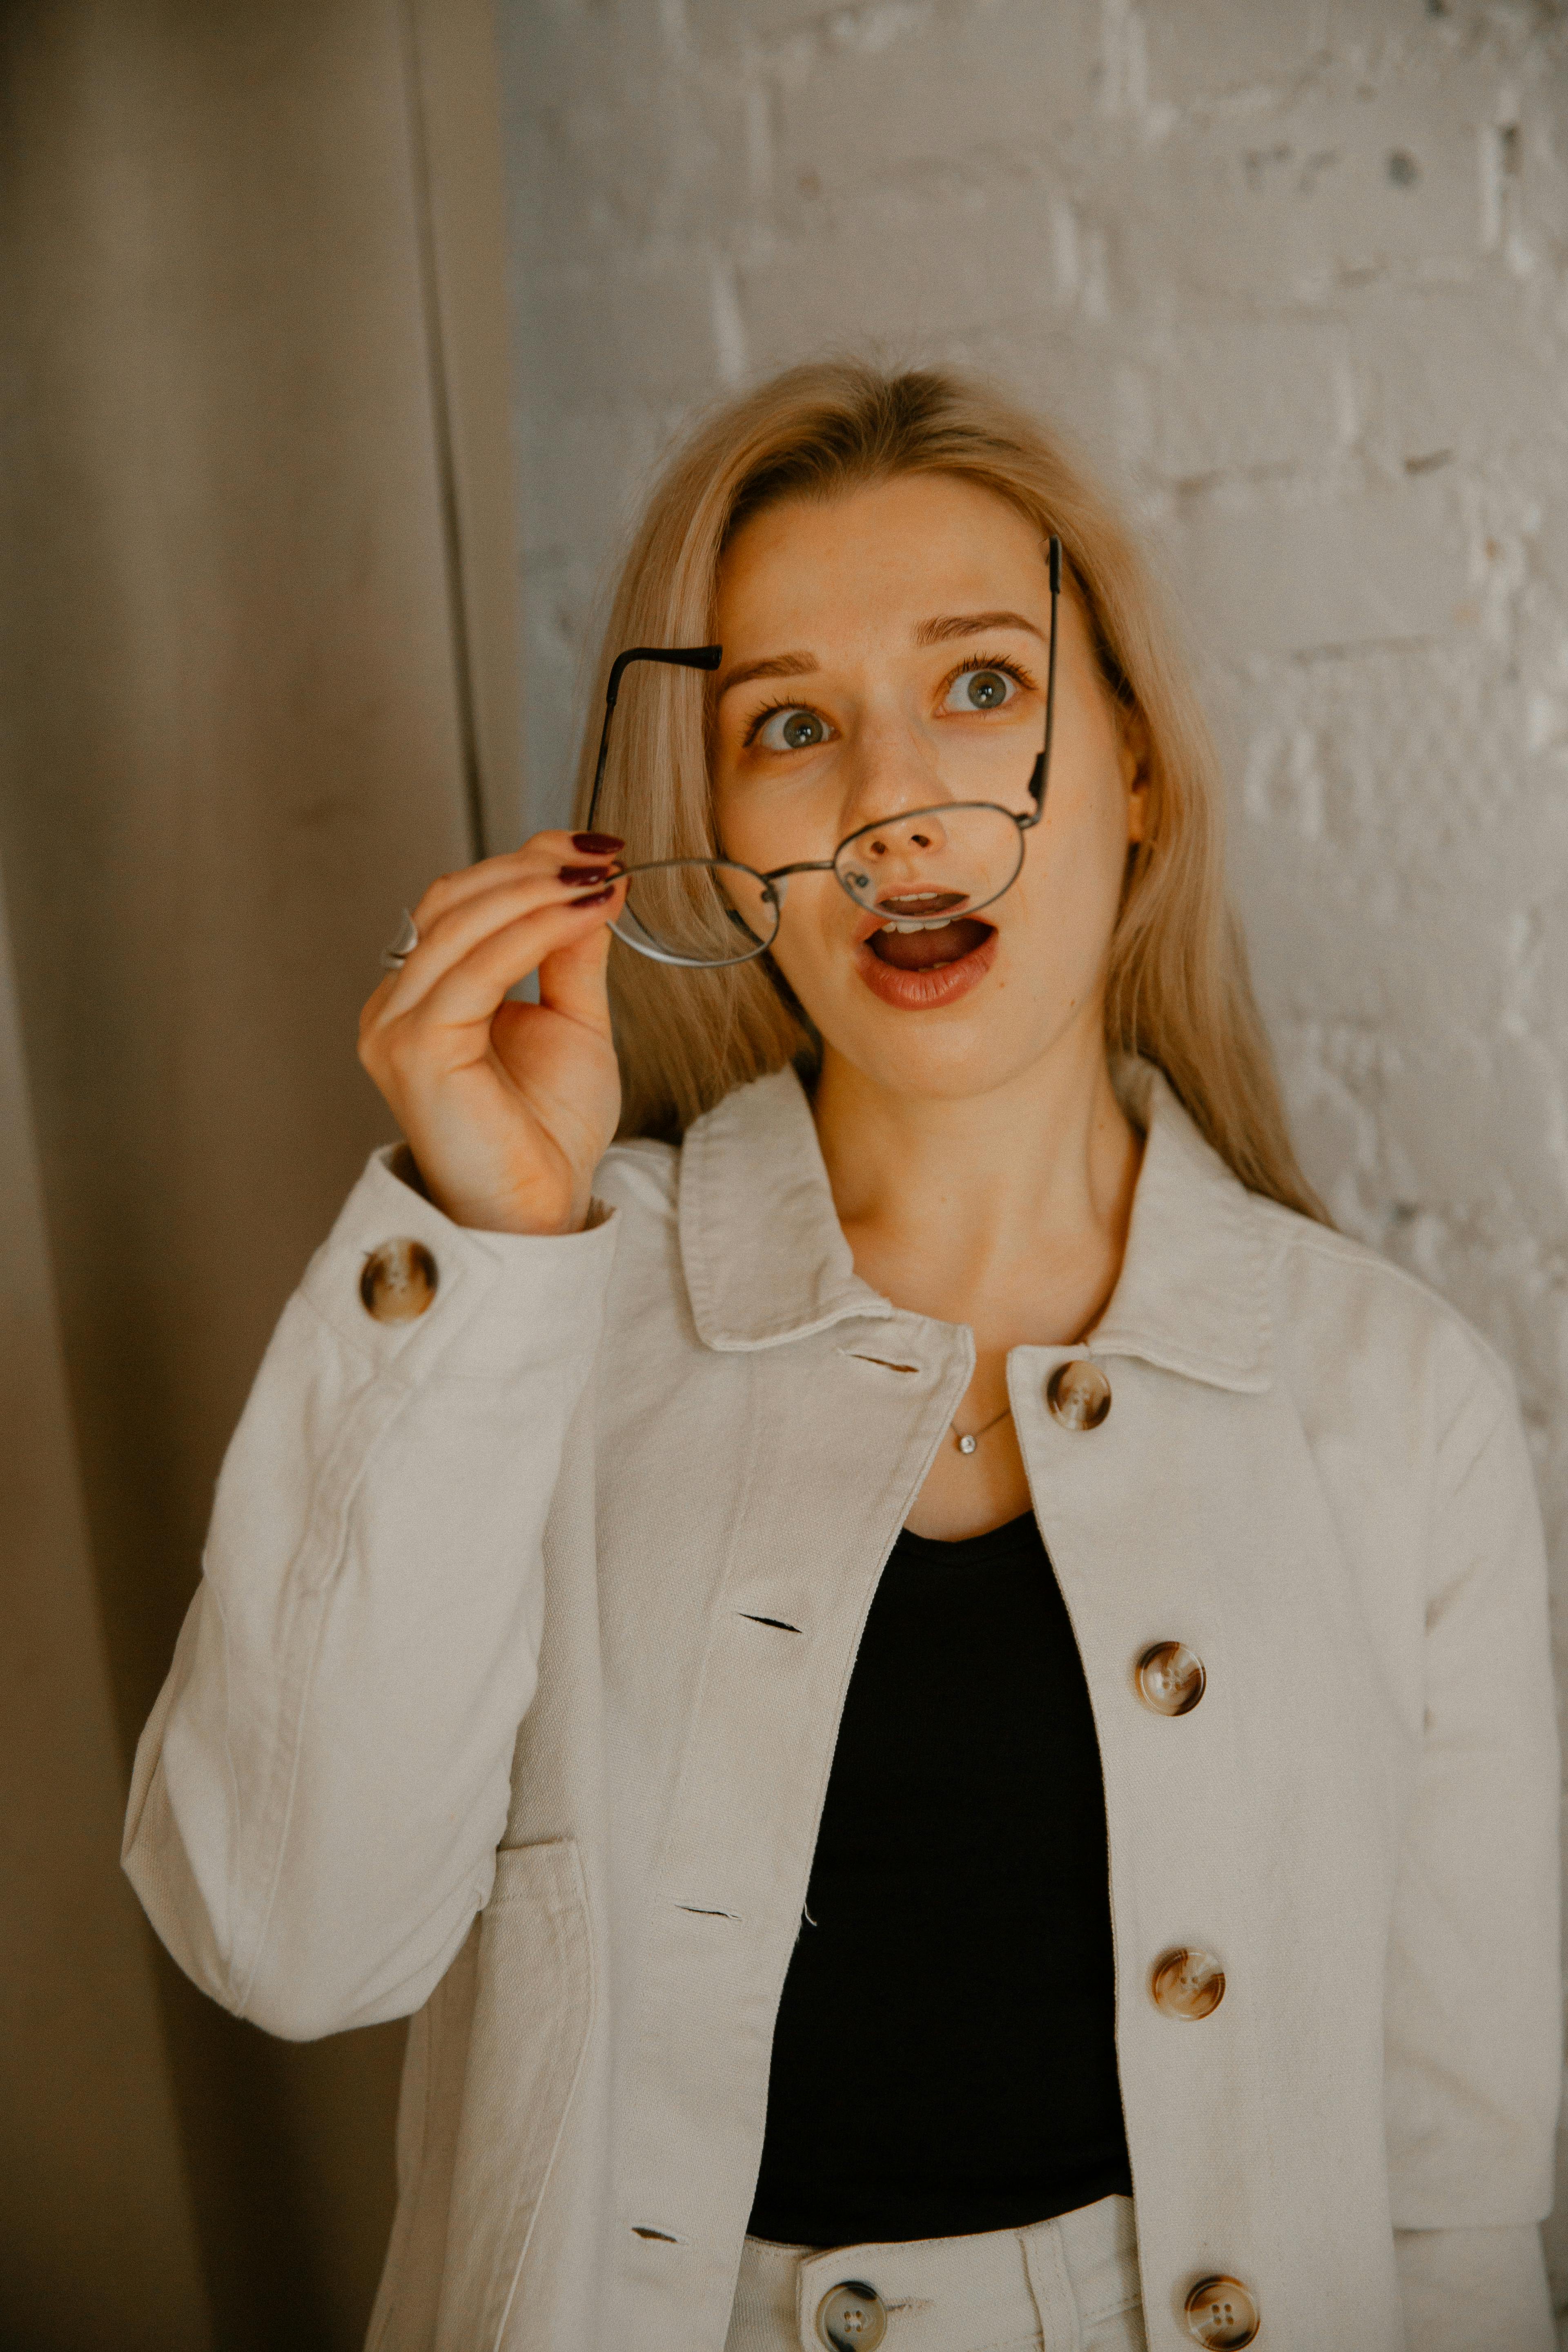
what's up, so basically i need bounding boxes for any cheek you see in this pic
[712,772,774,870]
[1029,753,1131,916]
[766,877,855,1005]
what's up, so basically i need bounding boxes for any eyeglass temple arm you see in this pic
[585,644,724,832]
[1022,536,1062,827]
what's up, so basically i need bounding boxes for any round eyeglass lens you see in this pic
[610,858,781,968]
[833,802,1025,924]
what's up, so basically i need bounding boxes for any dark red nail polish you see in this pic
[572,885,615,906]
[573,832,624,854]
[559,862,611,883]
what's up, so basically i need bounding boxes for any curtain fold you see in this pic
[0,1,521,2341]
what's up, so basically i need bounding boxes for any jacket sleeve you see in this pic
[1383,1354,1562,2351]
[122,1145,618,2040]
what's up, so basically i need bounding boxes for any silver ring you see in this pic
[380,909,419,971]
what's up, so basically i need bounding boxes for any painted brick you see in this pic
[1111,99,1489,314]
[1135,320,1354,480]
[1141,0,1332,109]
[1172,482,1470,657]
[772,0,1099,197]
[739,176,1066,368]
[1346,290,1564,472]
[522,255,720,402]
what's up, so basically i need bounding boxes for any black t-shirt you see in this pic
[747,1510,1132,2247]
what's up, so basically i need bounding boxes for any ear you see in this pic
[1119,705,1152,845]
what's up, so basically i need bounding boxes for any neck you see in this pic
[811,1018,1142,1348]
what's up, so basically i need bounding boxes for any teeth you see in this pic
[881,916,954,934]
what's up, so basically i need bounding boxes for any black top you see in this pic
[747,1510,1131,2247]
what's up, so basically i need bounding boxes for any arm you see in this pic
[1383,1361,1562,2351]
[122,1147,617,2039]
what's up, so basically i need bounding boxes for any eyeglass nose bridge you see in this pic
[835,807,955,893]
[829,799,1030,918]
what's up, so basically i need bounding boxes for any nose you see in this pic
[844,811,953,881]
[835,702,950,837]
[863,815,947,854]
[837,813,968,917]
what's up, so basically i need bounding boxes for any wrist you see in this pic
[418,1168,589,1238]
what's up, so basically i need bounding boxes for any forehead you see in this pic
[716,473,1049,641]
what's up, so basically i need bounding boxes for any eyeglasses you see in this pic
[583,535,1062,969]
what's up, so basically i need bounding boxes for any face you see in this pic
[711,472,1147,1104]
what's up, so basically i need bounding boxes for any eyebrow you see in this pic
[717,611,1044,700]
[915,609,1045,646]
[716,650,817,698]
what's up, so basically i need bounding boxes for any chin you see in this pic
[811,1000,1056,1105]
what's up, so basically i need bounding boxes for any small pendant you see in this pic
[957,1433,977,1455]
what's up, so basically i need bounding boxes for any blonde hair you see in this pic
[575,359,1326,1223]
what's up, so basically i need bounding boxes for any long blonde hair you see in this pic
[574,359,1325,1222]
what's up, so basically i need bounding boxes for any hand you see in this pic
[358,832,629,1235]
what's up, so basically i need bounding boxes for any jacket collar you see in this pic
[677,1060,1272,1392]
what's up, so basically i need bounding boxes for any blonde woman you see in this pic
[125,365,1560,2352]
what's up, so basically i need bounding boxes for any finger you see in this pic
[412,841,621,941]
[381,868,624,1020]
[535,905,616,1032]
[410,831,626,934]
[361,884,619,1066]
[389,884,626,1045]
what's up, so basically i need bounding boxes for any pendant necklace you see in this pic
[951,1405,1012,1457]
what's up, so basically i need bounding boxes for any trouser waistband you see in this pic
[726,2191,1143,2352]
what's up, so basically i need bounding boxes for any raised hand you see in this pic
[357,832,628,1236]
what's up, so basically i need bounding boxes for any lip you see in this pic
[853,918,999,1011]
[851,892,973,947]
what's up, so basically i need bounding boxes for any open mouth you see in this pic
[867,893,994,972]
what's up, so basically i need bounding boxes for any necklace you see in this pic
[951,1405,1012,1457]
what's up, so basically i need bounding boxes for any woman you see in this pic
[124,364,1560,2352]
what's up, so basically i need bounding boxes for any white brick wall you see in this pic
[498,0,1568,2314]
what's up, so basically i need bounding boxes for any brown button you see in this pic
[1047,1359,1111,1430]
[815,2281,886,2351]
[1152,1947,1226,2020]
[359,1239,439,1323]
[1183,2275,1259,2347]
[1136,1640,1206,1716]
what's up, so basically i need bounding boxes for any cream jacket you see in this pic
[124,1065,1562,2352]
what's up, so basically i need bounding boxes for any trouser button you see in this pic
[816,2279,887,2350]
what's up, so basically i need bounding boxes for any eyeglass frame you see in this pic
[581,534,1062,969]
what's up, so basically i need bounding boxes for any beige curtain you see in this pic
[0,2,523,2343]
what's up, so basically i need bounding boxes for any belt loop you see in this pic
[1020,2217,1083,2350]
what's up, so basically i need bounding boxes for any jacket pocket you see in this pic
[433,1839,596,2352]
[365,1916,483,2352]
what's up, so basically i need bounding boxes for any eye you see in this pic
[943,665,1019,713]
[754,704,831,752]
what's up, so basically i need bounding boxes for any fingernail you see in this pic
[559,862,612,883]
[572,832,624,853]
[572,885,615,906]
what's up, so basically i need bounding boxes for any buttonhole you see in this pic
[630,2225,682,2243]
[838,1349,920,1374]
[737,1611,803,1634]
[674,1902,739,1920]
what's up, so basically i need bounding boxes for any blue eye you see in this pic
[945,667,1016,712]
[757,706,829,751]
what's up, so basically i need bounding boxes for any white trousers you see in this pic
[723,2192,1147,2352]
